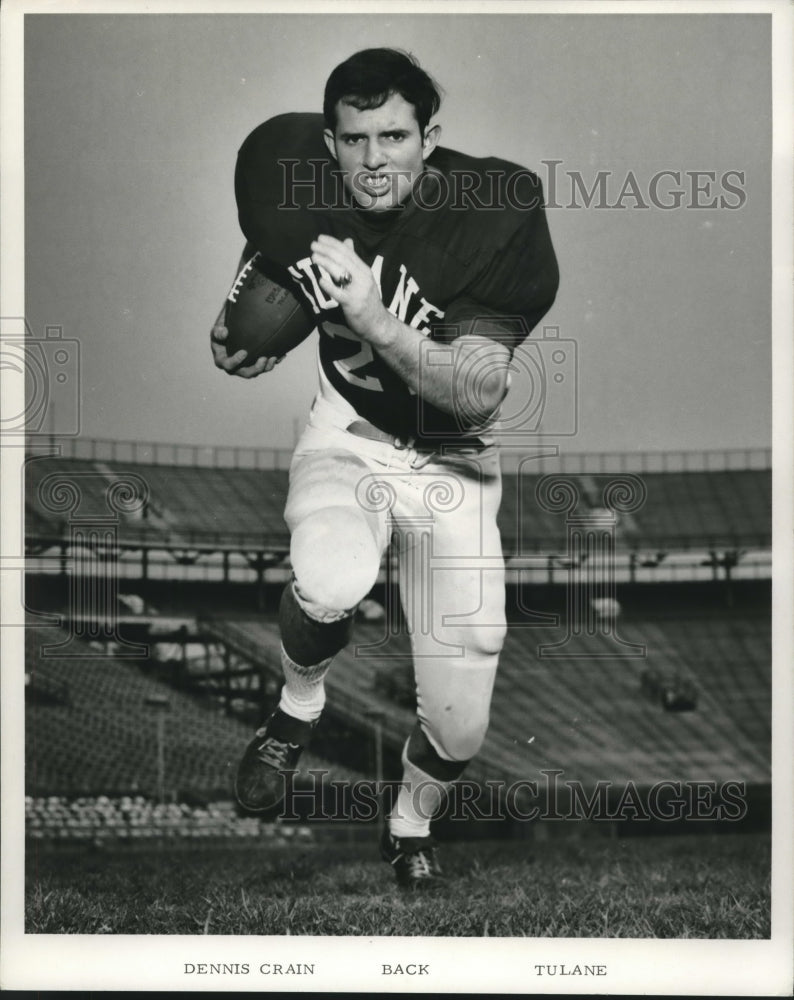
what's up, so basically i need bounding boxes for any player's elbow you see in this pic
[479,367,510,415]
[451,344,510,431]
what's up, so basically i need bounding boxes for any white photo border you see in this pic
[1,0,791,993]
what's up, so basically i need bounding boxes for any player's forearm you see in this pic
[309,234,508,427]
[373,315,508,430]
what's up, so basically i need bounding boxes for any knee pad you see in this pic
[290,506,381,612]
[279,580,353,667]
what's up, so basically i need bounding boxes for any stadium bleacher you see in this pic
[26,456,121,523]
[24,499,61,537]
[24,454,771,554]
[24,795,302,843]
[624,470,772,549]
[495,611,769,786]
[25,626,365,801]
[200,604,770,793]
[22,445,772,841]
[498,475,569,554]
[102,461,289,537]
[24,454,291,545]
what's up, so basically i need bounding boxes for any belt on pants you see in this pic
[345,418,486,454]
[346,418,416,450]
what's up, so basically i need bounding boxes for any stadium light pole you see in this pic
[144,693,170,805]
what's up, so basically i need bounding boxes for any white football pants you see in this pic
[283,393,507,764]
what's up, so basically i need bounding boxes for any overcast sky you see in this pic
[23,12,771,456]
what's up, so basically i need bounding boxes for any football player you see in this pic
[212,48,558,887]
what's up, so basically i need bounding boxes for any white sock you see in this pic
[388,740,451,839]
[277,644,331,723]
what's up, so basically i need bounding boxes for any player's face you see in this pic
[324,93,440,212]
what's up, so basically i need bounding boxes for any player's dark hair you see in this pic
[324,48,442,135]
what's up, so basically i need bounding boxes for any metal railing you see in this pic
[47,436,771,474]
[498,446,772,474]
[24,523,291,553]
[50,437,294,470]
[24,523,771,556]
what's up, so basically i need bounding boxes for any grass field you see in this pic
[26,830,769,937]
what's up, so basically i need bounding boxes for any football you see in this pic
[224,251,316,364]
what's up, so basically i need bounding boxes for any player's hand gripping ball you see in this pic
[223,252,316,367]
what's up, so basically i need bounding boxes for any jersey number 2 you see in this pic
[325,322,384,392]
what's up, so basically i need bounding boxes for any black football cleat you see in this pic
[380,828,445,889]
[234,708,315,812]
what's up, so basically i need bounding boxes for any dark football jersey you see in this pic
[235,113,559,443]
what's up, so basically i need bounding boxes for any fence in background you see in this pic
[50,436,772,475]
